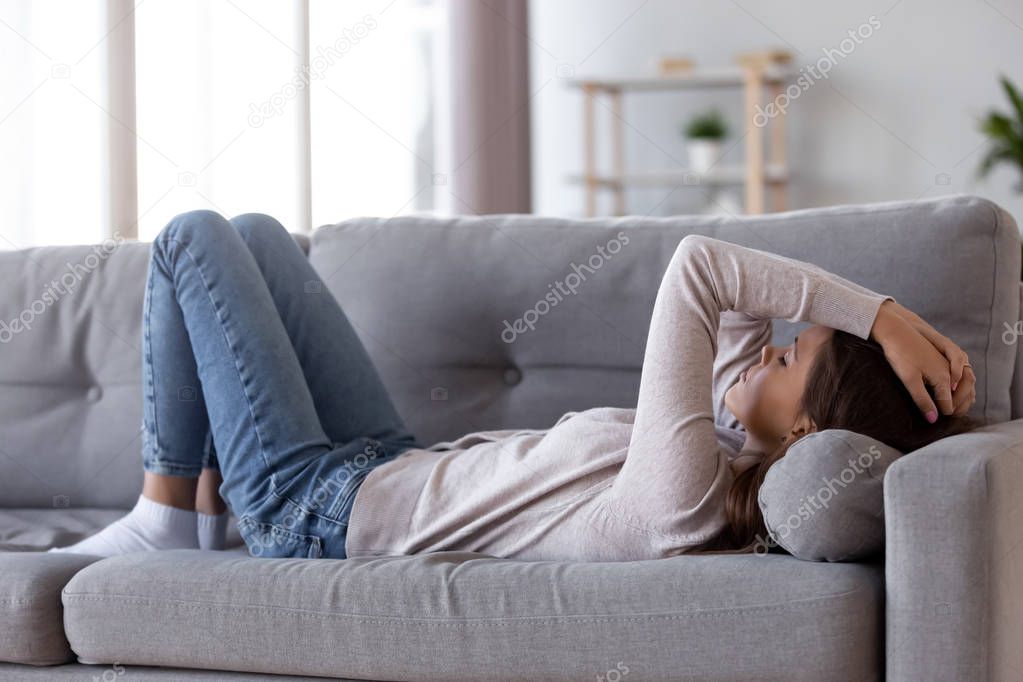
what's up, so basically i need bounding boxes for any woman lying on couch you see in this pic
[51,211,978,560]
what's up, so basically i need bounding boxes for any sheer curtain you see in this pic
[1,0,447,247]
[0,0,110,247]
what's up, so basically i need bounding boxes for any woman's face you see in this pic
[725,325,834,449]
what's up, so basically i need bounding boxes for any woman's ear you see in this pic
[782,414,817,444]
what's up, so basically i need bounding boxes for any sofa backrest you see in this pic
[0,234,310,511]
[0,240,151,509]
[0,194,1017,509]
[312,194,1020,447]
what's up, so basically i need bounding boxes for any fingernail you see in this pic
[952,381,958,391]
[926,410,937,423]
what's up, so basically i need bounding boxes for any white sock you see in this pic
[197,510,229,550]
[49,494,198,557]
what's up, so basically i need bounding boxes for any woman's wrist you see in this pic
[869,299,899,344]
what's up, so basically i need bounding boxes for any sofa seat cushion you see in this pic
[0,662,338,680]
[63,549,882,681]
[0,508,127,552]
[0,551,103,665]
[0,508,243,553]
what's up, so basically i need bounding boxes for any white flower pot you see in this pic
[686,139,721,174]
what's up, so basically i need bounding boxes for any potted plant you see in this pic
[977,74,1023,193]
[976,74,1023,278]
[683,109,728,174]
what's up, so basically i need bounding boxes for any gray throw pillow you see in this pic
[757,429,903,561]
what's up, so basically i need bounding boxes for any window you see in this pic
[1,0,447,247]
[0,0,109,246]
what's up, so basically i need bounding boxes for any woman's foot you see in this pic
[197,510,229,550]
[196,467,229,550]
[49,494,199,557]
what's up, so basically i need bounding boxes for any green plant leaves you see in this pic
[977,74,1023,192]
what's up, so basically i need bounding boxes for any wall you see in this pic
[528,0,1023,224]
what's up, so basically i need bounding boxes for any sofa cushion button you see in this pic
[86,386,102,402]
[503,367,522,386]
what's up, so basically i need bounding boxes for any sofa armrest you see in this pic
[884,419,1023,681]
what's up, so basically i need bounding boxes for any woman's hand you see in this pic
[881,300,975,414]
[869,300,975,421]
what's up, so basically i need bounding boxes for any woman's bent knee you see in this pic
[156,210,231,249]
[230,213,292,251]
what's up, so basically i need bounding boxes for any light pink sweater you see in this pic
[345,235,890,561]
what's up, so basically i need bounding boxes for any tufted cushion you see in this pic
[0,235,310,510]
[0,241,151,509]
[758,430,903,561]
[309,195,1017,446]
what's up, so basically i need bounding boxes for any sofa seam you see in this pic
[983,198,1000,420]
[60,585,872,624]
[981,444,1001,679]
[318,196,966,236]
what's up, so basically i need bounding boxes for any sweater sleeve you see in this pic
[608,235,892,545]
[712,311,772,431]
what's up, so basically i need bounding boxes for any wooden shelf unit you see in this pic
[565,64,793,216]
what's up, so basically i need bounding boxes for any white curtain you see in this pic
[1,0,446,247]
[449,0,531,214]
[0,0,109,247]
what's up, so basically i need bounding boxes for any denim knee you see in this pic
[155,210,231,253]
[230,213,296,256]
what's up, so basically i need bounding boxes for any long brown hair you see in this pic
[692,329,980,554]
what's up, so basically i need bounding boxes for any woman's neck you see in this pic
[741,431,774,455]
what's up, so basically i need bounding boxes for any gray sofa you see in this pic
[1,194,1021,681]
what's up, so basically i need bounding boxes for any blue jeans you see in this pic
[142,210,420,559]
